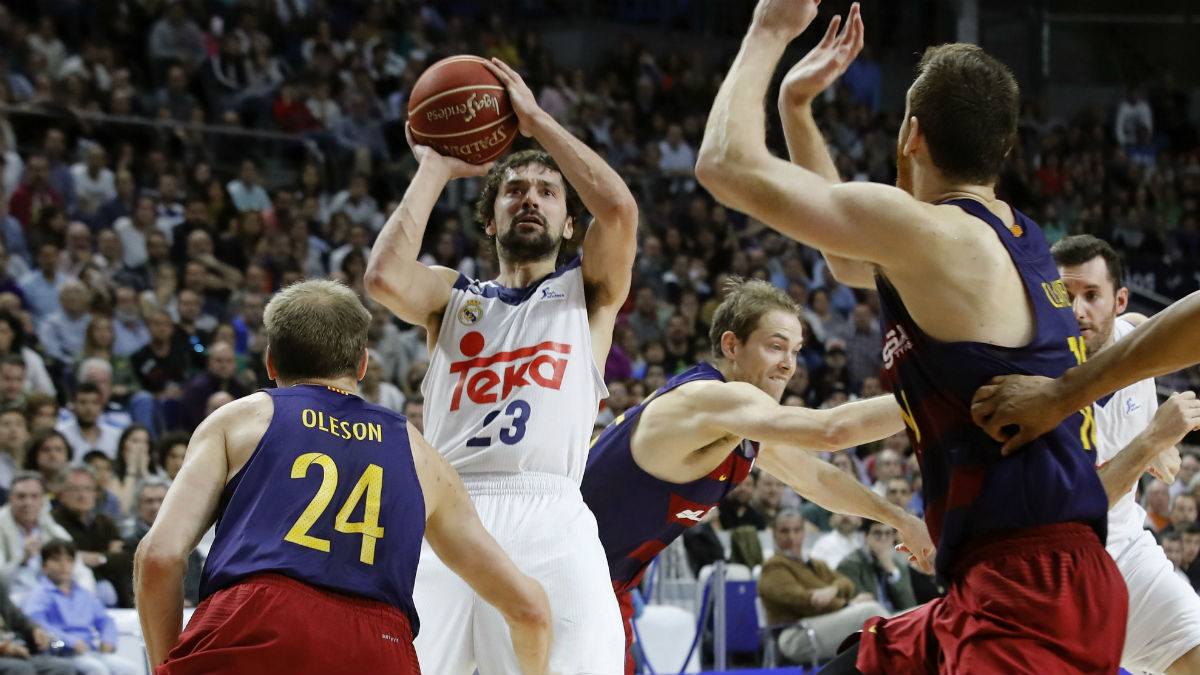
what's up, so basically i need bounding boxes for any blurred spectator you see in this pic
[120,475,200,606]
[151,434,188,484]
[9,156,62,233]
[129,309,196,396]
[327,173,382,231]
[0,574,76,675]
[1115,86,1153,147]
[810,513,863,570]
[21,539,139,674]
[35,280,91,365]
[870,448,904,497]
[1162,531,1190,585]
[80,451,122,522]
[359,353,404,413]
[147,2,207,77]
[836,520,918,614]
[1145,479,1171,533]
[402,398,424,434]
[69,147,115,223]
[49,465,133,607]
[716,474,766,531]
[759,510,888,665]
[0,473,94,604]
[178,342,246,432]
[750,472,787,524]
[225,159,272,214]
[0,312,53,399]
[54,385,119,461]
[0,406,28,490]
[0,356,24,408]
[1173,451,1200,501]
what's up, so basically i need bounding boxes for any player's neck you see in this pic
[280,375,361,394]
[920,181,997,206]
[495,257,556,289]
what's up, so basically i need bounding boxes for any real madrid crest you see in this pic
[458,299,483,326]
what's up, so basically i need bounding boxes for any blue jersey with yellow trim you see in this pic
[876,198,1108,579]
[199,385,426,633]
[582,362,756,593]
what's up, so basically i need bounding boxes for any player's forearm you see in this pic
[696,26,791,200]
[824,395,906,450]
[133,545,186,668]
[527,111,638,226]
[1056,290,1200,411]
[363,162,450,319]
[369,162,449,272]
[1097,431,1162,508]
[762,446,908,529]
[778,99,840,183]
[501,575,552,675]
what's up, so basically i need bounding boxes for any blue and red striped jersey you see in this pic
[876,198,1107,579]
[582,362,757,593]
[199,385,426,633]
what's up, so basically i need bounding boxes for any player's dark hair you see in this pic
[1050,235,1125,291]
[908,43,1018,185]
[473,149,586,233]
[708,277,801,360]
[263,279,370,381]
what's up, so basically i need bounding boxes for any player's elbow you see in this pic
[821,419,855,453]
[133,538,187,579]
[696,147,760,207]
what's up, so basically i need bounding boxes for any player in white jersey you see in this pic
[365,58,637,674]
[1053,234,1200,675]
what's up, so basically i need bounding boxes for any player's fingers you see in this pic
[1178,390,1198,400]
[972,382,999,402]
[490,57,520,82]
[1001,431,1031,455]
[969,399,994,427]
[482,59,512,86]
[818,15,841,48]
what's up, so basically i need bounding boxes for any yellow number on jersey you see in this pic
[334,464,386,565]
[284,453,386,564]
[1066,336,1097,451]
[898,389,921,446]
[284,453,338,552]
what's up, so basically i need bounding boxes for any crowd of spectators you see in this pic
[0,0,1195,671]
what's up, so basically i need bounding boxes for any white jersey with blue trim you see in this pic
[1094,317,1159,556]
[421,257,607,482]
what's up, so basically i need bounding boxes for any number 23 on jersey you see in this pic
[283,452,385,565]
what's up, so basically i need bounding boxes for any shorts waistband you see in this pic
[458,471,581,496]
[952,522,1102,578]
[233,573,411,625]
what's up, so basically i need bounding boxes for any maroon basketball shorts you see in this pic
[857,522,1127,675]
[157,573,420,674]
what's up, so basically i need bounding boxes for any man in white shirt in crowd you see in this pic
[69,146,115,221]
[810,512,863,570]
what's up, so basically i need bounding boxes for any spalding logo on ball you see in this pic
[408,55,519,164]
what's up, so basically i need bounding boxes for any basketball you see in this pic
[408,55,518,164]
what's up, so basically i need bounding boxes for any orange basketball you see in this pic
[408,55,518,165]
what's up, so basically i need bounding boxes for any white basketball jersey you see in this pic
[421,259,607,483]
[1094,318,1159,556]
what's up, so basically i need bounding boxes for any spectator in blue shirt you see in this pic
[20,539,139,675]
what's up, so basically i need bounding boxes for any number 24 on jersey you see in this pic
[283,453,386,565]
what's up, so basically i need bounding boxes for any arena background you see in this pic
[0,0,1197,672]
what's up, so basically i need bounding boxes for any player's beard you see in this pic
[497,219,561,264]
